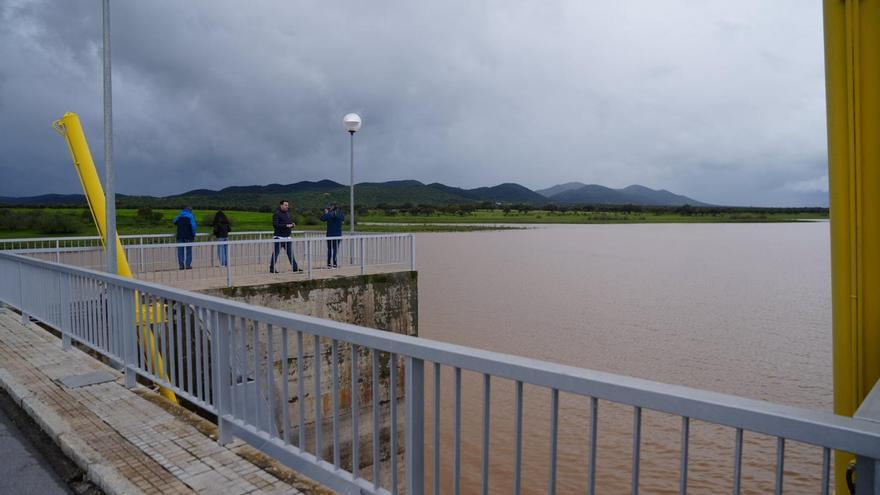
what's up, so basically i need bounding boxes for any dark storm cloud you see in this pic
[0,0,828,205]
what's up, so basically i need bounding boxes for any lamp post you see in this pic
[103,0,116,274]
[343,113,362,233]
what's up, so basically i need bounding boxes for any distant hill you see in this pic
[133,180,548,209]
[535,182,587,198]
[547,183,709,206]
[427,182,548,204]
[0,193,88,206]
[2,180,710,209]
[118,180,480,210]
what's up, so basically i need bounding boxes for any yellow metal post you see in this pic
[822,0,880,491]
[54,112,178,404]
[54,113,130,277]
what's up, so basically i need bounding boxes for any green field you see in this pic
[0,206,826,239]
[0,208,504,239]
[360,209,828,224]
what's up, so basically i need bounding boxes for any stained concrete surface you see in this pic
[0,391,73,495]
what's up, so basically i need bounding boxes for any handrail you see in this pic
[3,250,880,456]
[0,230,308,244]
[3,250,878,494]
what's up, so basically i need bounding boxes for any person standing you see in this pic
[212,210,232,266]
[320,203,345,268]
[270,200,300,273]
[172,206,196,269]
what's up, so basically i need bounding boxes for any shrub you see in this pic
[303,214,319,226]
[34,213,83,234]
[136,206,164,224]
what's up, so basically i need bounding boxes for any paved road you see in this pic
[0,394,72,495]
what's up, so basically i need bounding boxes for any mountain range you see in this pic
[0,180,709,209]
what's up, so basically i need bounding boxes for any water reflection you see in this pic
[416,223,831,493]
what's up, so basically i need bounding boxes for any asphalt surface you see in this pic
[0,390,100,494]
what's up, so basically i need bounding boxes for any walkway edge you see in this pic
[0,367,143,495]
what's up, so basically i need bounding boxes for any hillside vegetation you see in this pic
[0,204,827,239]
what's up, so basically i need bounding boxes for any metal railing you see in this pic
[1,251,880,494]
[0,230,316,252]
[13,233,415,287]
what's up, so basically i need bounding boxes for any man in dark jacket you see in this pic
[270,200,300,273]
[172,206,196,269]
[320,203,345,268]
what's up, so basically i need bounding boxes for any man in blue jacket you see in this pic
[320,203,345,268]
[270,200,300,273]
[172,206,196,269]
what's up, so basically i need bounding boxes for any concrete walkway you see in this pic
[0,311,330,495]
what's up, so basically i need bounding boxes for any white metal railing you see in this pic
[13,233,415,287]
[1,251,880,494]
[0,230,317,252]
[0,230,402,256]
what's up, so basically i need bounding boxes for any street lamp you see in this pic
[343,113,362,233]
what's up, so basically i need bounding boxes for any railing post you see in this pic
[405,356,425,495]
[55,239,60,263]
[60,273,71,350]
[215,312,233,445]
[139,243,145,274]
[17,261,24,319]
[410,234,416,271]
[360,237,366,275]
[307,239,312,280]
[226,242,232,288]
[122,288,137,389]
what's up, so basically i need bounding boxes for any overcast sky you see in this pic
[0,1,829,206]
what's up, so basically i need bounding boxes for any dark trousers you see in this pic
[270,238,297,271]
[176,239,193,268]
[326,238,341,266]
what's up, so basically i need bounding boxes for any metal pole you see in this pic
[103,0,117,274]
[823,1,880,491]
[349,130,355,233]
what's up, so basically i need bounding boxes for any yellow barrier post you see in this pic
[54,112,178,404]
[822,1,880,491]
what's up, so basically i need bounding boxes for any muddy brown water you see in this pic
[415,223,831,494]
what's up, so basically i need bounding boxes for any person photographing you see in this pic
[320,203,345,268]
[270,200,300,273]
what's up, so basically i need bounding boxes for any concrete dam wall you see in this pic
[202,271,417,477]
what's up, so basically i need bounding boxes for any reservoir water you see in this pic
[415,222,831,494]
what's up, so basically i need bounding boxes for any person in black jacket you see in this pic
[270,200,300,273]
[172,207,196,269]
[320,203,345,268]
[212,210,232,266]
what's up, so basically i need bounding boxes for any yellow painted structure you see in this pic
[822,0,880,491]
[53,112,178,404]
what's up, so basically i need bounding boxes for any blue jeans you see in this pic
[176,239,193,268]
[326,238,340,266]
[270,238,298,272]
[217,238,228,266]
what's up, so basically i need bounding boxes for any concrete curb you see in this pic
[0,367,144,495]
